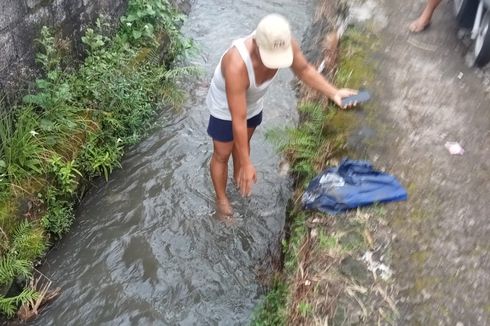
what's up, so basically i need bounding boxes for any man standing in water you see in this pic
[206,14,357,216]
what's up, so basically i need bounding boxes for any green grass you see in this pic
[250,280,288,326]
[317,229,338,250]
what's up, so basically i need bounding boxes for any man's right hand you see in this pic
[333,88,358,109]
[238,163,257,197]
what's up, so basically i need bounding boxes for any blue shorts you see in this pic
[207,112,262,142]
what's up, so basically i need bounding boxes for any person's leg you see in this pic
[409,0,442,32]
[210,140,234,216]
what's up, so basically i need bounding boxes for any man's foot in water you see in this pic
[216,197,233,218]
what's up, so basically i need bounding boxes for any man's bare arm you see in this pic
[222,49,256,196]
[290,38,357,107]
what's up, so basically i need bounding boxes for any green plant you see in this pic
[268,102,350,185]
[74,19,198,148]
[317,230,338,250]
[251,280,287,326]
[0,109,48,189]
[10,221,46,262]
[48,154,82,194]
[120,0,193,59]
[0,255,31,286]
[0,198,16,250]
[41,199,74,239]
[283,212,308,273]
[79,138,123,181]
[35,26,62,73]
[297,301,312,317]
[0,288,38,318]
[81,26,110,53]
[24,27,85,155]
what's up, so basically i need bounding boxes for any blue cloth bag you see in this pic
[302,159,408,214]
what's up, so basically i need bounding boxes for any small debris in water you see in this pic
[445,141,464,155]
[278,159,290,176]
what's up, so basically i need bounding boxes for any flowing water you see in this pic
[32,1,311,325]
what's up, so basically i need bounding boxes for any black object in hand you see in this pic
[341,90,371,107]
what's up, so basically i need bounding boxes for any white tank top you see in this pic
[206,35,277,120]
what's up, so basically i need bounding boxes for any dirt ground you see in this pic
[352,0,490,324]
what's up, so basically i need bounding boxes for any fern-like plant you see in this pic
[41,200,74,239]
[0,288,38,318]
[10,221,46,262]
[0,255,31,286]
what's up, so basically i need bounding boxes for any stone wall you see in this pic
[0,0,128,95]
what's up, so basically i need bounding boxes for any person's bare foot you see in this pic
[409,16,431,33]
[216,198,233,217]
[215,212,236,226]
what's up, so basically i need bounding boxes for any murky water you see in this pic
[32,1,311,325]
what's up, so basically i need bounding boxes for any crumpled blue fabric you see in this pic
[302,159,408,214]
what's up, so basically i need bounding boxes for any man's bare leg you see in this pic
[409,0,442,32]
[232,127,255,186]
[210,140,234,216]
